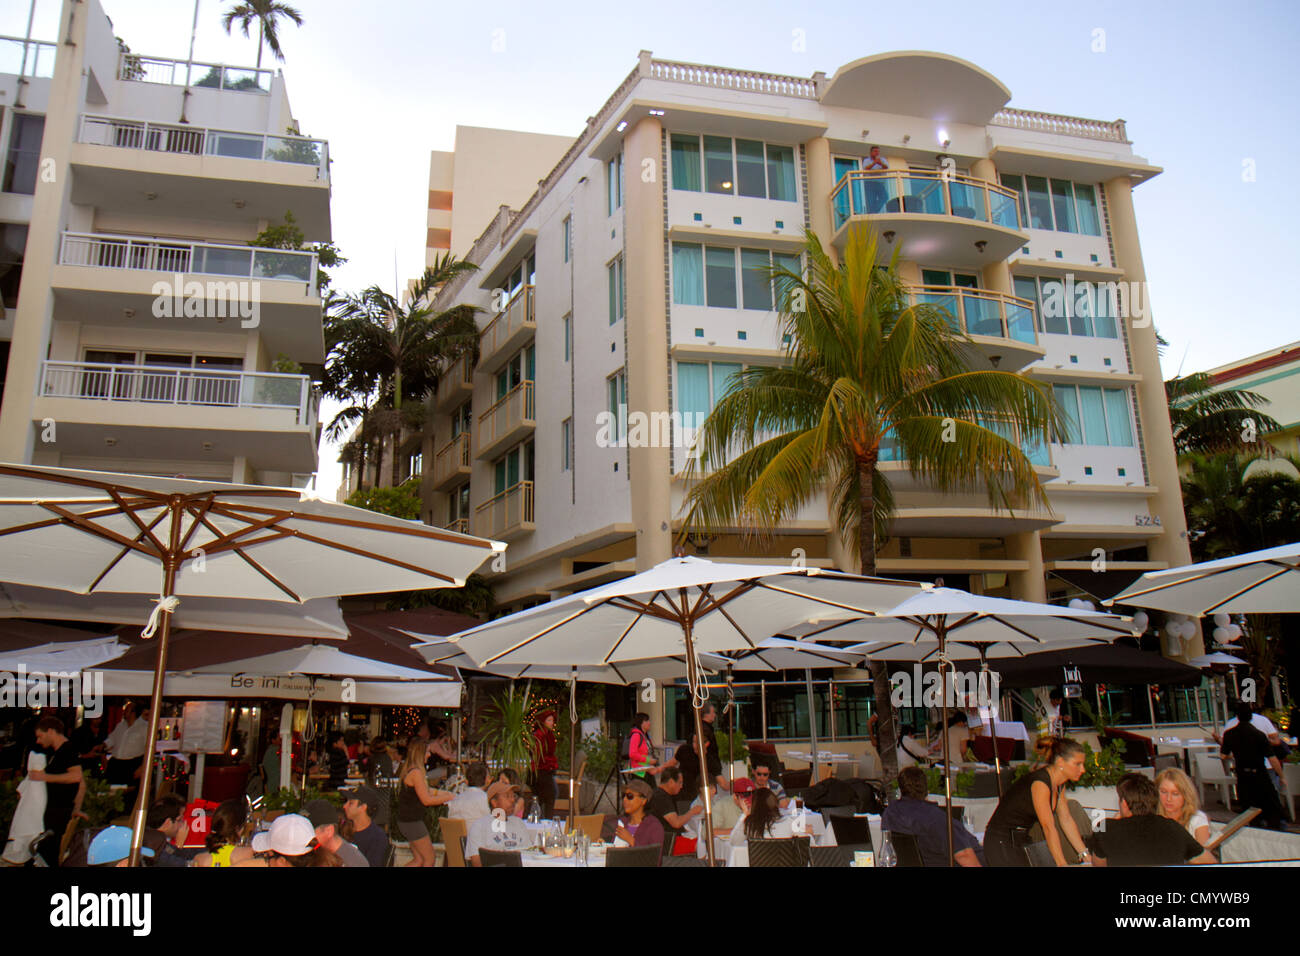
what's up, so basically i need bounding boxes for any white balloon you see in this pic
[1213,613,1231,628]
[1213,626,1230,644]
[1224,624,1242,641]
[1132,611,1149,632]
[1180,621,1197,640]
[1068,598,1087,610]
[1165,622,1180,638]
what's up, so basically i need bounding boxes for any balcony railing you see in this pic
[435,352,475,409]
[475,481,534,539]
[907,285,1037,345]
[59,232,318,290]
[880,418,1051,468]
[478,381,535,457]
[79,116,329,180]
[832,169,1022,232]
[432,432,472,488]
[445,518,470,535]
[991,108,1128,144]
[0,36,57,78]
[478,285,535,364]
[39,361,317,426]
[119,53,273,93]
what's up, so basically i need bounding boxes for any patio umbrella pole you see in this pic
[980,649,1003,797]
[129,498,183,867]
[805,667,818,784]
[681,607,716,867]
[939,622,954,867]
[569,667,577,821]
[726,664,735,789]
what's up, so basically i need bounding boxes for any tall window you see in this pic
[561,216,571,263]
[449,483,471,524]
[677,361,744,415]
[671,134,797,201]
[0,223,28,309]
[493,441,534,495]
[704,247,736,308]
[673,244,801,310]
[562,313,571,362]
[607,152,623,215]
[407,450,424,480]
[495,347,534,400]
[3,113,44,195]
[1000,174,1102,236]
[1052,385,1134,446]
[1016,275,1117,338]
[607,256,624,324]
[670,134,701,191]
[450,401,473,438]
[561,418,572,471]
[607,369,627,442]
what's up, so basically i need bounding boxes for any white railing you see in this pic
[119,53,273,93]
[59,232,318,290]
[40,361,316,426]
[79,115,328,180]
[0,36,57,78]
[649,58,818,98]
[991,107,1129,144]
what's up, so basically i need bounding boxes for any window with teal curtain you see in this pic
[1000,173,1028,226]
[711,363,742,407]
[506,447,521,487]
[1051,180,1077,233]
[740,248,772,310]
[678,363,711,423]
[672,242,704,305]
[705,246,737,308]
[879,426,901,462]
[494,459,507,495]
[670,134,701,192]
[773,252,801,310]
[1013,276,1040,331]
[1025,175,1052,229]
[1092,281,1118,337]
[1104,389,1134,446]
[767,145,796,201]
[525,345,535,381]
[1074,184,1101,236]
[1069,282,1095,336]
[704,136,734,194]
[1053,384,1081,443]
[608,257,623,324]
[1039,279,1069,335]
[1078,386,1108,444]
[735,139,766,197]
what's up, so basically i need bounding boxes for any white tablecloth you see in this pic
[519,846,607,868]
[708,809,834,866]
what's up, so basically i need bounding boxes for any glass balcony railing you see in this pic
[79,116,329,180]
[906,285,1038,345]
[120,53,273,93]
[832,170,1022,232]
[878,420,1052,467]
[59,232,319,288]
[0,36,57,78]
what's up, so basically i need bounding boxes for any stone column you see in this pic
[1005,530,1047,603]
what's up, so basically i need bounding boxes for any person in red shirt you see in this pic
[531,710,559,818]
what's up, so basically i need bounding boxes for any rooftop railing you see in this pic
[119,53,273,93]
[649,58,818,98]
[59,232,318,291]
[991,107,1129,144]
[0,36,57,78]
[79,115,328,180]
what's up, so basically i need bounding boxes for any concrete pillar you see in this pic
[826,526,854,573]
[0,2,87,462]
[805,136,834,250]
[1104,176,1200,658]
[623,116,672,571]
[897,260,921,285]
[1005,530,1047,603]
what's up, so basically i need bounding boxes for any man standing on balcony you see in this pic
[861,146,889,214]
[862,146,889,171]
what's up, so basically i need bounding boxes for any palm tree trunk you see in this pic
[391,423,403,488]
[256,22,264,69]
[857,456,900,787]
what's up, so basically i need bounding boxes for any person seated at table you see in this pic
[647,766,702,835]
[896,724,928,770]
[929,712,972,763]
[882,766,983,867]
[448,761,491,823]
[303,799,369,866]
[466,780,533,866]
[686,779,744,838]
[497,768,527,817]
[1155,768,1211,846]
[750,764,789,808]
[141,794,202,868]
[984,737,1090,867]
[191,798,255,868]
[342,785,389,868]
[615,778,664,853]
[325,731,349,791]
[238,813,343,867]
[734,787,794,847]
[1089,774,1215,866]
[396,739,456,867]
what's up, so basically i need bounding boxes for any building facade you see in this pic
[418,51,1195,635]
[0,0,330,487]
[1202,341,1300,463]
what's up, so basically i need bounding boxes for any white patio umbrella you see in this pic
[445,556,925,865]
[1105,542,1300,615]
[0,635,127,672]
[0,582,349,639]
[1188,652,1249,667]
[783,588,1137,864]
[0,463,503,864]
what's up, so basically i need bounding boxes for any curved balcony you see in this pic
[830,170,1026,266]
[478,285,535,374]
[906,285,1044,370]
[477,381,535,461]
[432,432,472,491]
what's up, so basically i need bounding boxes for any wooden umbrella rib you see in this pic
[286,528,459,585]
[177,497,220,555]
[211,501,497,548]
[0,464,299,502]
[751,579,894,616]
[198,529,296,556]
[87,506,171,593]
[190,510,301,602]
[37,502,160,559]
[1203,565,1293,614]
[706,600,761,650]
[601,605,656,664]
[107,488,169,555]
[0,498,151,539]
[480,602,605,666]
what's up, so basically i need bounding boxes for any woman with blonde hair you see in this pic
[1155,767,1211,845]
[396,738,455,867]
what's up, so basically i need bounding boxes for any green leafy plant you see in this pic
[346,479,422,520]
[479,686,541,771]
[925,766,976,798]
[716,727,748,765]
[262,787,300,812]
[80,777,126,827]
[272,353,303,375]
[251,210,345,293]
[579,733,617,783]
[1072,741,1127,790]
[1076,700,1116,737]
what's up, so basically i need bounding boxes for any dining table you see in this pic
[519,844,608,868]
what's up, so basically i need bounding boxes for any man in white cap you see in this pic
[465,780,532,866]
[241,813,326,866]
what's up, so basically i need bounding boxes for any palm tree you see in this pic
[681,225,1065,783]
[221,1,304,69]
[1165,372,1280,455]
[323,255,480,489]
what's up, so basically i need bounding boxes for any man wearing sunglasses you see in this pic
[751,765,789,809]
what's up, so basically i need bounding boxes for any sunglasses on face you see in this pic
[622,792,640,800]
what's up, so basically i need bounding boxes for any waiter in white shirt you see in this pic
[105,701,150,800]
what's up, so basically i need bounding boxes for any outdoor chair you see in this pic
[1024,841,1057,867]
[747,836,811,867]
[478,848,522,868]
[889,830,925,867]
[661,854,708,867]
[1101,728,1157,767]
[605,845,661,867]
[941,804,966,823]
[440,817,468,868]
[969,735,1017,765]
[573,813,604,842]
[782,769,812,790]
[829,815,873,847]
[810,845,857,867]
[1193,752,1235,809]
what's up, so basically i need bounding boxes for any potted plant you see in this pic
[479,685,541,772]
[715,728,749,781]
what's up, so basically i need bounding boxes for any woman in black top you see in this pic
[396,739,455,867]
[985,737,1090,866]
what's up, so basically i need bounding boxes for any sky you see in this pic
[6,0,1298,497]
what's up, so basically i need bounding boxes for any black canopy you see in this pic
[946,641,1203,689]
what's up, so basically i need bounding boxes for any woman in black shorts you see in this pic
[985,736,1091,867]
[396,738,455,867]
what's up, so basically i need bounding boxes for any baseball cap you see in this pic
[301,799,342,830]
[732,777,756,794]
[485,780,521,803]
[252,813,317,856]
[624,777,652,800]
[341,785,382,817]
[87,826,154,865]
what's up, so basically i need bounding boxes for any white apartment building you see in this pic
[0,0,330,487]
[419,51,1194,652]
